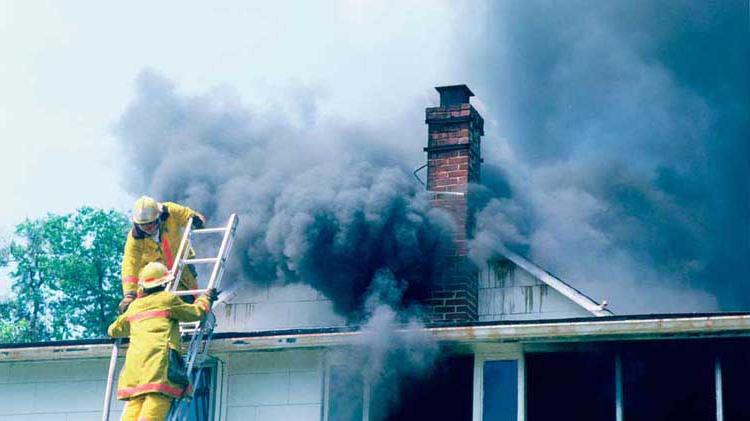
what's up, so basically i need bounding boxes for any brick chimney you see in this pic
[424,84,484,324]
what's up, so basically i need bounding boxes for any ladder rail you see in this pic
[185,313,215,375]
[206,213,238,292]
[180,214,237,373]
[100,339,121,421]
[167,214,238,420]
[168,216,195,292]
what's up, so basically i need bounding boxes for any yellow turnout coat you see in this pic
[121,202,204,297]
[108,290,212,400]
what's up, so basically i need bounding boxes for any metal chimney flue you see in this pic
[435,84,475,107]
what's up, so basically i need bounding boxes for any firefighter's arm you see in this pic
[169,290,216,322]
[121,234,141,297]
[167,202,207,229]
[107,314,130,338]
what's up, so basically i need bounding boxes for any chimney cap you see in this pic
[435,84,475,107]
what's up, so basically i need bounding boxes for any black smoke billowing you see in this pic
[116,1,748,317]
[115,71,453,318]
[468,0,749,312]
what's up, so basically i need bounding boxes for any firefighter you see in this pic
[119,196,207,314]
[108,261,218,421]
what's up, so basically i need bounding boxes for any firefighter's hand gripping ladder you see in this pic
[101,213,239,421]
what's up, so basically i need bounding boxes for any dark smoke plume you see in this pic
[361,270,440,420]
[115,71,454,318]
[468,0,749,313]
[329,269,439,421]
[116,80,446,420]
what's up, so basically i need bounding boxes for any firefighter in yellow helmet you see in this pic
[108,262,218,421]
[118,196,207,313]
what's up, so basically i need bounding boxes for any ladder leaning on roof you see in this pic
[100,213,239,421]
[165,212,238,420]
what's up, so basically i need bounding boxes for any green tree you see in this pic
[0,207,130,343]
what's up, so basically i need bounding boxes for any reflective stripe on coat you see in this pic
[121,202,204,296]
[107,290,212,400]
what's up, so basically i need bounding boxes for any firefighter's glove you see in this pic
[191,215,206,229]
[118,293,136,315]
[204,288,219,303]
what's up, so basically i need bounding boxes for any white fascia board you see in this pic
[3,314,749,362]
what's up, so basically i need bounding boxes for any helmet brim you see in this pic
[132,216,160,224]
[140,273,174,290]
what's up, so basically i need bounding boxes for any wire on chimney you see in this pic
[413,163,466,197]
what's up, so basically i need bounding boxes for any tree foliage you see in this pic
[0,207,129,343]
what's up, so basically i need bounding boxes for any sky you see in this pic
[0,0,484,296]
[0,0,482,226]
[1,1,747,312]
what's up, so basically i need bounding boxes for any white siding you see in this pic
[0,349,326,421]
[224,349,323,421]
[216,284,345,332]
[0,359,124,421]
[478,260,592,321]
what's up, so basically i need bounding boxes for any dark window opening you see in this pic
[372,355,474,421]
[720,345,750,420]
[622,343,714,421]
[526,351,614,421]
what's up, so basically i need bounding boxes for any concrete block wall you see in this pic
[0,359,123,421]
[223,349,324,421]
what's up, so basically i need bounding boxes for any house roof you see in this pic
[497,245,613,317]
[2,312,749,361]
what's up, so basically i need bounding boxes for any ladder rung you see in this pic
[192,227,226,234]
[174,289,207,296]
[179,321,201,333]
[183,257,218,264]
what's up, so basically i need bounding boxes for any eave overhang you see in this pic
[2,313,749,362]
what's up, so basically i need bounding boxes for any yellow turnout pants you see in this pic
[121,393,172,421]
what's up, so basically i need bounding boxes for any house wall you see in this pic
[0,358,122,421]
[217,271,592,329]
[478,260,592,321]
[222,349,324,421]
[216,284,345,332]
[0,348,327,421]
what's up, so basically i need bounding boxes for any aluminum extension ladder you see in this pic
[165,212,238,420]
[101,213,239,421]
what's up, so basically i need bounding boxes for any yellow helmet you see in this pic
[132,196,162,224]
[139,261,173,289]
